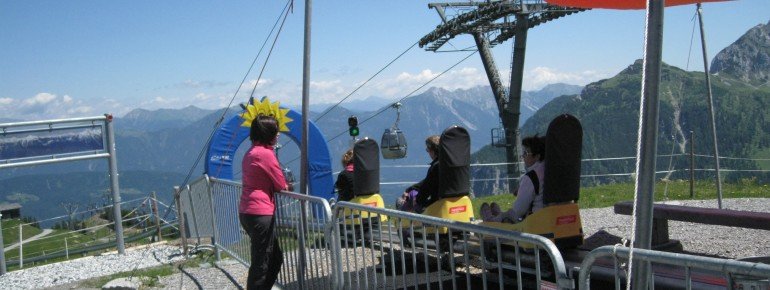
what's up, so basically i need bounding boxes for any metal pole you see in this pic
[690,131,695,198]
[151,192,162,242]
[204,176,221,261]
[65,237,69,260]
[506,13,530,191]
[173,186,188,257]
[104,115,125,254]
[632,0,664,289]
[0,213,6,275]
[697,3,723,209]
[19,226,23,269]
[298,1,312,289]
[472,30,519,193]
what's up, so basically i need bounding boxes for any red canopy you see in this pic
[546,0,727,10]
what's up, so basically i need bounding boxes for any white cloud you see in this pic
[240,78,272,92]
[523,66,610,91]
[66,106,93,114]
[24,93,57,105]
[0,93,134,120]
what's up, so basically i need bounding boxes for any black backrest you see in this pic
[438,126,471,198]
[353,138,380,196]
[543,114,582,204]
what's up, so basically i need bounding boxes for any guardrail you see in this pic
[332,201,573,290]
[578,246,770,289]
[178,176,770,290]
[186,176,339,289]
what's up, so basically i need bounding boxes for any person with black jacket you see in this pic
[397,135,440,212]
[334,149,355,202]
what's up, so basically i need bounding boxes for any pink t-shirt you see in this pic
[239,143,287,216]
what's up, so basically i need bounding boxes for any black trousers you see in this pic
[239,214,283,290]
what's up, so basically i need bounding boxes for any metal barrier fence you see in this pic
[178,178,770,290]
[332,201,573,290]
[578,245,770,290]
[178,175,339,289]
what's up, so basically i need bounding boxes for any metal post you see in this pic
[697,3,723,209]
[65,237,69,260]
[204,176,221,261]
[690,131,695,198]
[506,13,530,191]
[185,184,202,245]
[151,192,162,242]
[472,30,518,193]
[0,213,6,275]
[298,1,312,288]
[18,226,23,269]
[104,115,125,254]
[174,186,188,257]
[632,0,664,289]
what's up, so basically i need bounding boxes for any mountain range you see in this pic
[0,83,580,220]
[472,20,770,194]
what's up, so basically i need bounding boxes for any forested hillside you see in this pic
[472,20,770,195]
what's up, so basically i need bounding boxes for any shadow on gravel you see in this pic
[214,264,244,290]
[178,265,205,289]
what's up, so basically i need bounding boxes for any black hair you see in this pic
[250,115,279,145]
[522,133,546,161]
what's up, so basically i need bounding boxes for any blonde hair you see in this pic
[341,149,354,167]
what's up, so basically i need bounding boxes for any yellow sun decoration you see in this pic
[240,97,292,132]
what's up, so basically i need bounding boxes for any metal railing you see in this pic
[332,201,572,290]
[177,176,770,290]
[178,175,339,289]
[578,246,770,290]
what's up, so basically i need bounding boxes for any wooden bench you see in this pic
[613,201,770,249]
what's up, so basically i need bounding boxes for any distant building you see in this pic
[0,203,21,219]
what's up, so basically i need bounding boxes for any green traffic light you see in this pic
[349,127,359,136]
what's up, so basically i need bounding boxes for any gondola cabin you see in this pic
[381,128,407,159]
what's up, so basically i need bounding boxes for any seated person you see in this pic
[395,135,440,212]
[481,135,546,223]
[334,149,355,202]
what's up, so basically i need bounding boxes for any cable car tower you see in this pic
[420,0,585,191]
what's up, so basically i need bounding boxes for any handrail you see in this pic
[333,201,573,289]
[579,246,770,289]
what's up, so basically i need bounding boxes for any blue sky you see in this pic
[1,0,768,120]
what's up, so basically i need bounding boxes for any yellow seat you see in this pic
[479,203,583,249]
[343,193,388,225]
[406,196,474,234]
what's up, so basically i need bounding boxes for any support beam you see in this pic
[505,13,530,190]
[473,31,517,192]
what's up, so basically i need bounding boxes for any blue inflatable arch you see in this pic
[204,109,334,200]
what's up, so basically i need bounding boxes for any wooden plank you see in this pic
[613,201,770,230]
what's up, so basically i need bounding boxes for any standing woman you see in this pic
[240,115,288,290]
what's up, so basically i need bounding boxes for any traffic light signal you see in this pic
[348,115,359,137]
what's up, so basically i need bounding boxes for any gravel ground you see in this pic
[1,198,767,289]
[0,243,185,290]
[580,198,770,258]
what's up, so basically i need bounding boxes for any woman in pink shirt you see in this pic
[239,115,288,290]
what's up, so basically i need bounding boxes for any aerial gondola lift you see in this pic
[380,102,408,159]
